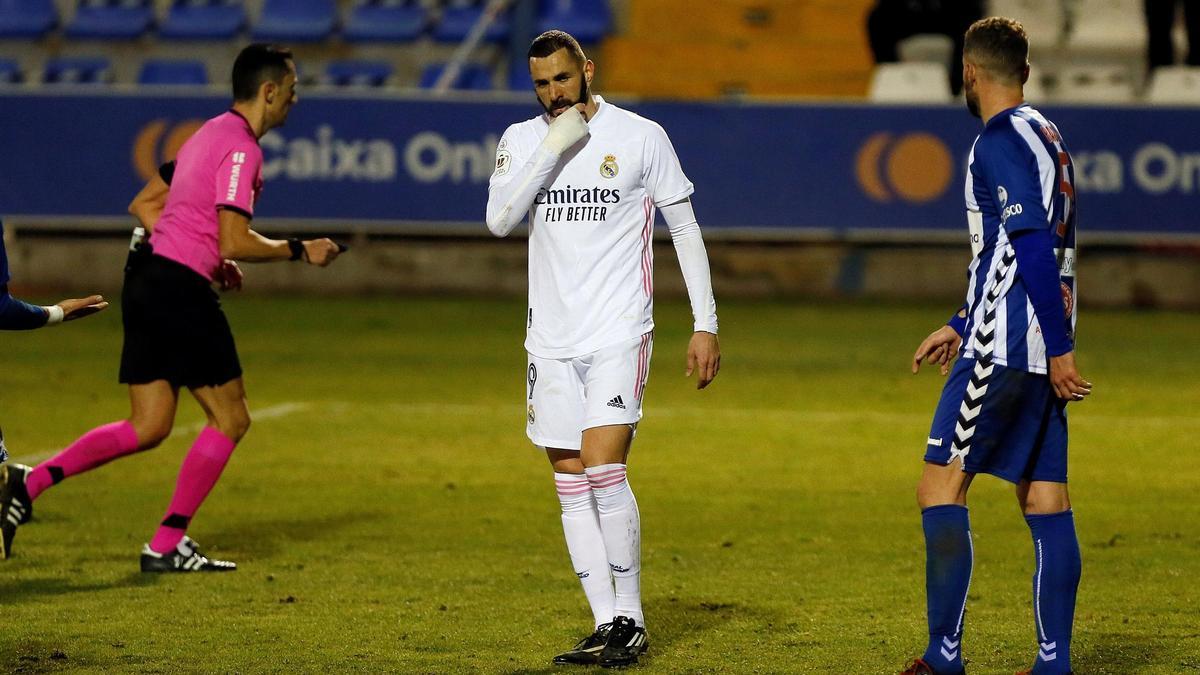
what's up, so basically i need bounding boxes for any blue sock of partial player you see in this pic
[1026,510,1081,674]
[921,504,972,674]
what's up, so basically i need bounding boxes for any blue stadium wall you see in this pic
[1,91,1197,239]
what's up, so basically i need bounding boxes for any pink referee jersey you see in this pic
[151,110,263,281]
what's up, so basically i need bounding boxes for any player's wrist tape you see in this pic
[947,313,967,337]
[287,238,305,261]
[543,107,589,155]
[43,305,65,325]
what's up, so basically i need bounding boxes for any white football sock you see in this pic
[554,472,615,628]
[586,463,644,627]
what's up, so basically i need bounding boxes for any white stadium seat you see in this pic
[1146,66,1200,104]
[1051,65,1136,103]
[1065,0,1148,56]
[1023,66,1047,103]
[869,63,953,103]
[987,0,1066,50]
[897,34,955,64]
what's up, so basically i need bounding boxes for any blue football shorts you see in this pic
[925,357,1069,484]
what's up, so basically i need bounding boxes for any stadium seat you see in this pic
[868,63,953,103]
[0,58,22,83]
[323,60,393,87]
[159,0,246,40]
[433,0,509,43]
[1146,66,1200,104]
[65,0,154,40]
[897,34,954,64]
[343,0,426,43]
[1065,0,1147,56]
[44,57,112,84]
[508,64,531,90]
[418,62,493,90]
[252,0,336,43]
[1023,66,1047,103]
[987,0,1065,50]
[536,0,610,43]
[0,0,57,38]
[139,59,207,85]
[1051,65,1136,103]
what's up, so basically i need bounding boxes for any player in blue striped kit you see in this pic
[0,218,108,467]
[902,17,1091,675]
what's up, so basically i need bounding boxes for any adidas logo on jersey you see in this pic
[607,395,626,410]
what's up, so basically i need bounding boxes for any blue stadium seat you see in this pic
[0,59,23,84]
[324,60,393,87]
[139,59,207,85]
[418,62,493,90]
[0,0,57,39]
[159,0,245,40]
[536,0,610,43]
[65,0,154,40]
[44,57,112,84]
[433,0,509,43]
[343,0,425,43]
[252,0,335,43]
[507,65,531,91]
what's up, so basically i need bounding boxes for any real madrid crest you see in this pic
[599,154,619,179]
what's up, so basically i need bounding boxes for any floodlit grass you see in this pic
[2,296,1197,673]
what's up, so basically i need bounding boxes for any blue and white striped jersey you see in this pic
[961,104,1077,375]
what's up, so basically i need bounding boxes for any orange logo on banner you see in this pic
[132,118,205,181]
[855,132,954,203]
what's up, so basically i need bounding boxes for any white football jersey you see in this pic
[491,96,694,359]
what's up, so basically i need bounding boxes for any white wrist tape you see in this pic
[44,305,65,325]
[542,106,589,155]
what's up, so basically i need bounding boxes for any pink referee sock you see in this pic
[26,420,140,501]
[149,426,237,554]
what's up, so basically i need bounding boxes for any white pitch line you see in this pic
[8,402,310,466]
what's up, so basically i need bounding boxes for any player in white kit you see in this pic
[486,30,721,668]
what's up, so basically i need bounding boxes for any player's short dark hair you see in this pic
[231,43,294,101]
[527,30,586,66]
[964,17,1029,85]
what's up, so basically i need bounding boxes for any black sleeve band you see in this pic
[287,238,305,261]
[158,160,176,185]
[217,204,252,220]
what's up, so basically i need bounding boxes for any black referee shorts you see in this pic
[120,254,242,388]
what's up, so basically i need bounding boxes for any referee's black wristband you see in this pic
[286,238,305,261]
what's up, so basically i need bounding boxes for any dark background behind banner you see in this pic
[1,92,1196,235]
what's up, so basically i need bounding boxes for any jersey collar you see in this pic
[226,108,256,137]
[985,103,1029,129]
[589,95,608,125]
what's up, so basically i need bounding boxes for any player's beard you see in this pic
[542,77,590,117]
[964,81,981,119]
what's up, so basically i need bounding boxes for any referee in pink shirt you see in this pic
[1,44,341,571]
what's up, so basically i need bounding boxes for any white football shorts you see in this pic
[525,331,654,450]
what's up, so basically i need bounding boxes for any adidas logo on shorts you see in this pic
[607,395,626,410]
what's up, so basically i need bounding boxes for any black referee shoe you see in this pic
[597,616,648,668]
[140,537,237,573]
[1,463,33,560]
[552,622,612,665]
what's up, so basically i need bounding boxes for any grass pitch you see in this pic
[1,295,1197,673]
